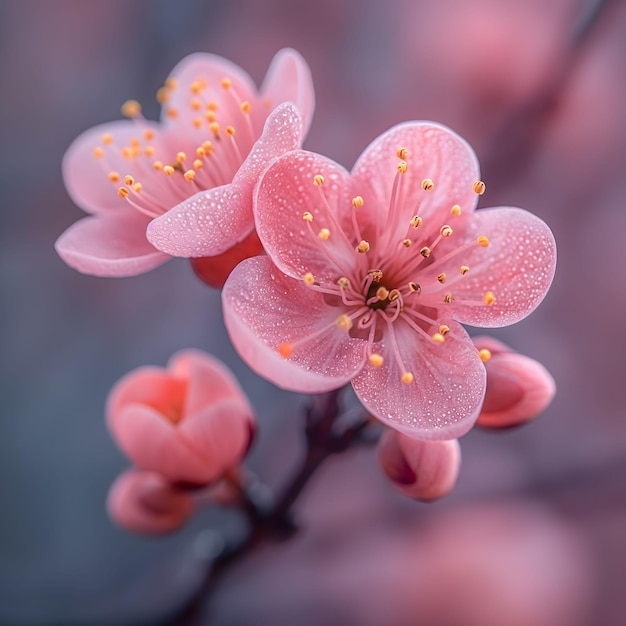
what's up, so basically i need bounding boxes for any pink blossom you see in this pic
[473,336,556,428]
[56,49,314,278]
[223,122,556,440]
[107,469,195,534]
[107,349,255,485]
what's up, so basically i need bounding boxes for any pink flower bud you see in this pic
[377,429,461,501]
[473,336,555,428]
[107,469,194,534]
[107,349,255,485]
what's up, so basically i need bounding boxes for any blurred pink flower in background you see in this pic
[107,349,255,485]
[56,49,314,282]
[223,122,556,439]
[107,469,195,535]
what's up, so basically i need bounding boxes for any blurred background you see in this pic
[1,0,625,624]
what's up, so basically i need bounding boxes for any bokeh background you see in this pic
[1,0,625,624]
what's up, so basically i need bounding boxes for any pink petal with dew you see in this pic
[351,122,480,243]
[223,256,367,393]
[162,52,257,129]
[178,398,253,483]
[63,120,162,214]
[377,430,461,501]
[109,403,215,484]
[147,103,304,257]
[472,336,556,428]
[168,349,254,417]
[254,150,355,282]
[54,209,169,277]
[352,320,486,440]
[451,207,557,327]
[107,470,194,535]
[261,48,315,135]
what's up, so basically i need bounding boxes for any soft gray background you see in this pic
[1,0,625,624]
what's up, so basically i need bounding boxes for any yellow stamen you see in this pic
[206,101,218,112]
[421,178,434,191]
[165,78,177,90]
[410,216,423,228]
[117,187,129,198]
[376,286,389,300]
[479,348,492,363]
[108,171,120,183]
[208,122,220,137]
[388,289,400,302]
[352,196,364,208]
[318,228,330,240]
[460,265,470,275]
[152,161,163,171]
[337,314,353,330]
[143,129,155,141]
[483,291,496,306]
[220,77,232,89]
[369,354,384,368]
[176,152,187,163]
[396,147,408,160]
[240,101,251,114]
[443,293,453,303]
[93,147,104,159]
[156,87,169,104]
[123,175,135,186]
[313,174,325,187]
[356,240,370,253]
[473,180,486,195]
[397,160,408,174]
[101,133,113,145]
[432,333,445,344]
[132,183,142,193]
[440,225,453,237]
[166,107,179,119]
[302,211,313,222]
[420,246,431,258]
[368,269,383,282]
[439,324,450,335]
[193,159,203,170]
[337,277,350,290]
[202,141,214,154]
[225,125,236,137]
[303,272,315,285]
[184,170,196,181]
[477,235,490,247]
[121,99,141,118]
[401,372,414,384]
[437,273,447,284]
[163,165,175,176]
[408,282,421,293]
[144,146,155,157]
[450,204,462,216]
[278,343,293,358]
[402,239,412,248]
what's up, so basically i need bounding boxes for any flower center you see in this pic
[90,75,261,219]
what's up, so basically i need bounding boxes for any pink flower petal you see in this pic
[178,398,252,483]
[261,48,315,135]
[254,150,355,282]
[472,336,556,428]
[352,320,486,439]
[107,469,194,535]
[162,52,257,129]
[54,210,169,276]
[62,120,162,214]
[222,256,367,393]
[167,349,254,417]
[109,403,215,484]
[146,103,304,257]
[377,430,461,500]
[351,122,481,243]
[451,207,557,327]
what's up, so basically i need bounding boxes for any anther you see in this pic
[165,78,177,90]
[278,343,293,358]
[368,269,383,282]
[313,174,325,187]
[121,100,141,118]
[152,161,163,171]
[184,170,196,181]
[432,333,445,344]
[190,98,202,111]
[206,101,218,112]
[156,87,169,104]
[369,354,384,368]
[450,204,462,216]
[336,314,353,330]
[123,175,135,186]
[479,348,492,363]
[420,246,431,258]
[388,289,400,302]
[408,282,421,293]
[240,101,251,114]
[92,147,104,159]
[225,125,236,137]
[318,228,331,240]
[190,79,206,94]
[108,171,120,183]
[302,211,313,222]
[483,291,496,306]
[460,265,470,275]
[439,324,450,335]
[356,240,370,253]
[144,146,155,157]
[193,159,203,170]
[410,216,423,228]
[401,372,414,385]
[132,183,142,193]
[402,239,412,248]
[440,225,453,237]
[175,152,186,164]
[166,107,179,119]
[397,161,408,174]
[437,273,447,284]
[376,287,389,301]
[337,277,350,290]
[477,235,490,247]
[163,165,175,176]
[396,147,408,160]
[352,196,364,208]
[220,77,232,89]
[473,180,486,195]
[303,273,315,285]
[117,187,129,198]
[443,293,453,303]
[201,141,214,154]
[206,111,216,123]
[209,122,220,137]
[421,178,434,191]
